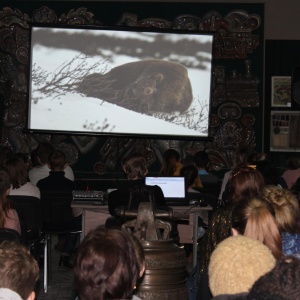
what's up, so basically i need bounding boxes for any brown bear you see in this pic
[77,59,193,114]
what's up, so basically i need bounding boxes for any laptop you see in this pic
[145,176,188,206]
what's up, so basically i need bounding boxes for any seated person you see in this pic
[29,142,74,185]
[5,154,40,199]
[159,148,183,176]
[108,153,168,218]
[0,169,21,234]
[0,240,39,300]
[73,225,141,300]
[194,151,218,185]
[37,149,81,268]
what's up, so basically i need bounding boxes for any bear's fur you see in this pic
[77,59,193,114]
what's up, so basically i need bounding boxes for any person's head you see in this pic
[122,153,148,180]
[74,226,140,300]
[228,165,265,203]
[208,235,276,297]
[4,155,28,189]
[159,149,181,176]
[255,159,280,186]
[194,151,209,170]
[231,196,283,260]
[262,185,299,233]
[286,156,300,170]
[0,146,13,168]
[0,240,39,300]
[36,142,54,165]
[48,149,67,171]
[248,256,300,300]
[180,164,198,189]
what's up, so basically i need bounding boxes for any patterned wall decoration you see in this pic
[0,5,262,176]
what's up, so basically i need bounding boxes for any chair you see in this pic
[9,195,42,253]
[0,228,21,244]
[40,190,82,293]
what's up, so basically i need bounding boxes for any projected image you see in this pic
[29,26,214,138]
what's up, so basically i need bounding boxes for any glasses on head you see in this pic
[232,165,256,178]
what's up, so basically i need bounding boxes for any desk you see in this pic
[72,202,212,267]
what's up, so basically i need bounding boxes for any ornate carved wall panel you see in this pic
[0,3,263,175]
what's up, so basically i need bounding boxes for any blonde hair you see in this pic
[262,185,299,233]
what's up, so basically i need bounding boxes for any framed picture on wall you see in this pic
[271,76,292,107]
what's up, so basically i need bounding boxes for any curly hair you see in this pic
[248,256,300,300]
[262,185,299,233]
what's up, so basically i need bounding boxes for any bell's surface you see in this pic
[136,239,188,300]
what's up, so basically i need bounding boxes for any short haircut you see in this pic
[36,142,54,165]
[122,153,148,180]
[286,156,300,170]
[4,155,28,189]
[0,241,39,299]
[262,185,299,233]
[48,149,66,171]
[194,151,209,169]
[74,226,140,300]
[248,256,300,300]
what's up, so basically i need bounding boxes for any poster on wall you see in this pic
[271,76,292,107]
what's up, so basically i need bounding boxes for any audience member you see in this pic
[218,145,253,201]
[108,153,167,218]
[194,151,218,184]
[159,148,183,176]
[247,255,300,300]
[208,236,276,298]
[0,145,13,168]
[0,240,39,300]
[29,142,74,185]
[231,196,283,260]
[5,154,40,199]
[0,169,21,234]
[281,156,300,189]
[37,150,81,268]
[262,185,300,258]
[197,165,265,300]
[73,226,140,300]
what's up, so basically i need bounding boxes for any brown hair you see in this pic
[74,226,140,300]
[229,165,265,203]
[0,240,39,299]
[122,153,148,180]
[159,148,181,176]
[36,141,54,165]
[0,169,15,228]
[4,155,28,189]
[232,196,283,260]
[49,149,66,171]
[262,185,299,233]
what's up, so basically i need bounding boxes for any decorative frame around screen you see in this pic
[271,76,292,107]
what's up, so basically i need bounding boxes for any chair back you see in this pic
[40,190,77,232]
[0,228,21,244]
[9,195,42,245]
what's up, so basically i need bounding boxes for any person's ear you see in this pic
[139,264,145,278]
[27,291,35,300]
[144,168,148,176]
[231,228,239,236]
[5,187,10,197]
[47,163,51,169]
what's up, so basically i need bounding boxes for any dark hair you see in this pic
[232,145,253,168]
[0,241,39,299]
[228,165,265,203]
[4,155,28,189]
[36,142,54,165]
[248,256,300,300]
[180,164,198,189]
[122,153,148,180]
[232,196,283,260]
[159,148,181,176]
[0,146,13,168]
[286,157,300,170]
[74,226,140,300]
[49,149,66,171]
[194,151,209,170]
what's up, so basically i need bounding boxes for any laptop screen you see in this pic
[145,176,186,199]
